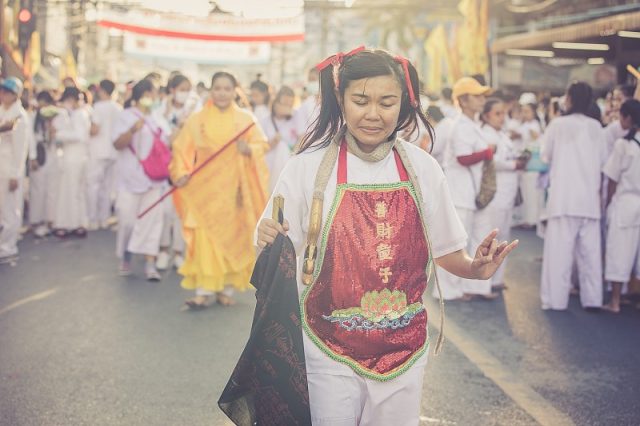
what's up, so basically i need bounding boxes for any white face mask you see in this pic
[175,91,189,104]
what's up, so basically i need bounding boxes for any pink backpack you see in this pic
[129,117,171,181]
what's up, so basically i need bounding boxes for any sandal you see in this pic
[184,295,214,310]
[216,293,237,306]
[72,228,87,238]
[53,229,68,239]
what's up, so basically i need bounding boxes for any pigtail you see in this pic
[298,64,343,153]
[395,58,435,153]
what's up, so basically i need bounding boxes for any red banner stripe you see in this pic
[97,20,305,42]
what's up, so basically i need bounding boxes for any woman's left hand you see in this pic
[470,229,519,280]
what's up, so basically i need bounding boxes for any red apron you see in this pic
[302,142,431,381]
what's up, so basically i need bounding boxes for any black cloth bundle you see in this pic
[218,232,311,425]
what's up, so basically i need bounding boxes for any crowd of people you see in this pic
[0,59,639,314]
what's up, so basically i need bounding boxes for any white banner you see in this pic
[123,34,272,64]
[98,10,304,42]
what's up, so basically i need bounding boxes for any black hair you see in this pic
[124,79,154,109]
[60,87,81,102]
[586,102,602,124]
[99,79,115,96]
[271,85,295,121]
[299,48,434,153]
[479,97,503,125]
[471,74,487,86]
[167,74,190,91]
[620,99,640,140]
[426,105,444,124]
[34,90,56,133]
[441,87,452,101]
[36,90,55,105]
[211,71,238,88]
[144,72,162,84]
[196,81,206,89]
[617,84,636,100]
[250,74,270,107]
[565,81,593,115]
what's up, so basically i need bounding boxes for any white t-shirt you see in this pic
[431,116,456,166]
[259,114,297,191]
[603,136,640,227]
[112,108,167,194]
[293,96,319,139]
[0,101,30,179]
[258,140,467,375]
[518,120,542,152]
[252,104,270,124]
[480,124,518,210]
[541,113,607,219]
[603,120,626,159]
[443,113,488,210]
[89,99,122,160]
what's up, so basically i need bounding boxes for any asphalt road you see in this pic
[1,229,639,426]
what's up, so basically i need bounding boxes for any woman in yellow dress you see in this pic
[170,71,269,308]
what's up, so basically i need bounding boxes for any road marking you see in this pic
[429,314,575,426]
[0,288,59,316]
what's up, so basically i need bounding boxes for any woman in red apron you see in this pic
[256,48,518,425]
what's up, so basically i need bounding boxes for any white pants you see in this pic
[0,178,23,257]
[29,150,58,224]
[487,206,513,285]
[520,172,540,226]
[53,148,88,230]
[308,358,427,425]
[605,207,640,283]
[86,158,115,225]
[115,188,163,258]
[160,196,184,252]
[541,216,603,310]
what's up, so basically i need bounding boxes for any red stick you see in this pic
[137,122,256,219]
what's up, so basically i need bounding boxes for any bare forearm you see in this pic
[435,249,478,279]
[113,129,134,150]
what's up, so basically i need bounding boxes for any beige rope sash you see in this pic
[301,130,446,355]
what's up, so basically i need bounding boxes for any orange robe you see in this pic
[169,101,269,292]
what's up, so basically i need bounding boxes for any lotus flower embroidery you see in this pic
[323,289,424,331]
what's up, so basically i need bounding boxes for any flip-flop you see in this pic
[184,296,214,310]
[216,294,237,306]
[601,305,621,314]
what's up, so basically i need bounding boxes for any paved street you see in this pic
[1,229,639,426]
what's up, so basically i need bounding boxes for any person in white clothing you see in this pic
[87,79,122,230]
[478,98,527,290]
[153,74,201,271]
[437,87,457,119]
[540,81,607,311]
[249,75,271,123]
[439,77,497,300]
[255,48,518,425]
[51,87,91,238]
[112,79,167,281]
[28,91,58,237]
[293,67,320,142]
[602,99,640,313]
[430,105,456,166]
[259,85,298,192]
[517,102,544,228]
[0,77,30,263]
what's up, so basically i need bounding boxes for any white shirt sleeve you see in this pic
[541,120,555,164]
[255,157,309,254]
[450,121,478,157]
[9,113,30,179]
[602,138,626,182]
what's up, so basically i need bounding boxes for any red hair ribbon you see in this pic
[394,56,419,108]
[315,45,366,88]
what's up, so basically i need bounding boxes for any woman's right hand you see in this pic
[174,175,190,188]
[257,218,290,248]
